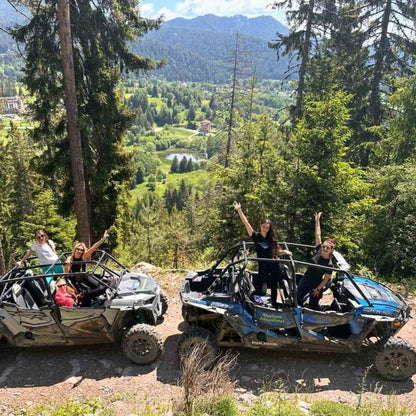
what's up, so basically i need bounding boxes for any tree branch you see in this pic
[6,0,30,19]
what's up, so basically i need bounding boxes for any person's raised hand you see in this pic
[313,212,322,221]
[233,201,241,211]
[103,230,109,240]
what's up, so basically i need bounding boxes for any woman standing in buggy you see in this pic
[18,230,64,284]
[296,212,335,310]
[233,201,291,307]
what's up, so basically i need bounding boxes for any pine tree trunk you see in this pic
[57,0,91,245]
[369,0,391,126]
[295,0,314,120]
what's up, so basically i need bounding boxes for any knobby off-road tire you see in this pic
[374,336,416,381]
[121,324,163,365]
[177,327,220,367]
[160,291,168,315]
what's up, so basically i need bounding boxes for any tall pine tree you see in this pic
[12,0,162,242]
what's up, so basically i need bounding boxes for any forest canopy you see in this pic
[0,1,415,281]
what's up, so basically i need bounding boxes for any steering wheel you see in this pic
[99,268,111,281]
[105,287,114,300]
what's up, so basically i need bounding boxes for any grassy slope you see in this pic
[131,168,208,200]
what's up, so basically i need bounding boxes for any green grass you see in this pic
[0,118,36,141]
[310,401,358,416]
[247,398,304,416]
[6,395,413,416]
[309,400,410,416]
[148,96,165,111]
[131,168,208,200]
[31,398,115,416]
[168,127,198,144]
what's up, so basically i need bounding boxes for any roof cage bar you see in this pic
[246,256,373,307]
[91,251,106,275]
[281,242,298,306]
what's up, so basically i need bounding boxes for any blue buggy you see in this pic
[178,242,415,381]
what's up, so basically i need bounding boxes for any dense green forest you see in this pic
[0,0,416,282]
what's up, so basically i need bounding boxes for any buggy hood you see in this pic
[344,276,409,317]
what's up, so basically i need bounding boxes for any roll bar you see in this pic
[206,241,373,307]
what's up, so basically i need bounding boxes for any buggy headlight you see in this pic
[392,319,403,328]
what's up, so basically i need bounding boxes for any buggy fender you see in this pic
[186,299,229,315]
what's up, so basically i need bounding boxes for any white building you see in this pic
[1,96,25,115]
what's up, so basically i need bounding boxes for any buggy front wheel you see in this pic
[121,324,163,365]
[374,337,416,381]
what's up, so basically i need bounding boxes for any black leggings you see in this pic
[259,263,282,306]
[80,287,106,307]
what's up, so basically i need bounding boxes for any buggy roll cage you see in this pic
[204,241,373,308]
[0,250,129,302]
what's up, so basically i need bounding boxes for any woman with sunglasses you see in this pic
[65,230,109,273]
[18,230,64,280]
[65,231,109,293]
[296,212,335,310]
[54,277,79,307]
[54,277,105,308]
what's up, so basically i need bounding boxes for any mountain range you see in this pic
[0,1,292,83]
[135,14,291,82]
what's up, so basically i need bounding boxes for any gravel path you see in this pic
[0,275,415,415]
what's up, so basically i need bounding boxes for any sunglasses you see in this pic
[37,235,45,239]
[75,248,84,252]
[57,284,67,288]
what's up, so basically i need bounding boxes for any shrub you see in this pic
[178,342,237,415]
[248,399,304,416]
[192,395,238,416]
[32,398,114,416]
[310,401,359,416]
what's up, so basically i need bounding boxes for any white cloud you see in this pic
[155,6,181,21]
[140,3,155,16]
[141,0,286,22]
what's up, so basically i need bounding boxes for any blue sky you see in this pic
[140,0,287,22]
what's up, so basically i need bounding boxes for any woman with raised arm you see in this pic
[18,230,64,283]
[296,212,335,310]
[65,231,108,286]
[65,230,109,275]
[233,201,291,307]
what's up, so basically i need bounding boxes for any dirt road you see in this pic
[0,275,415,415]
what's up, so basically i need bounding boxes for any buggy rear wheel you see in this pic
[177,327,219,367]
[121,324,163,365]
[374,337,416,381]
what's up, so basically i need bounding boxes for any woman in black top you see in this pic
[233,201,291,307]
[64,231,109,306]
[65,231,109,275]
[296,212,335,310]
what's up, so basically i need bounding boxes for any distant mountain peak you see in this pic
[165,14,288,40]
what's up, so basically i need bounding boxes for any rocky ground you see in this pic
[0,270,415,415]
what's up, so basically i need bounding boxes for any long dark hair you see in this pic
[260,219,279,256]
